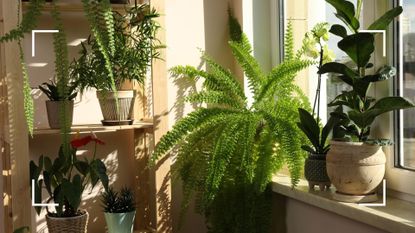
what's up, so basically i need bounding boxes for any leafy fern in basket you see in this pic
[150,13,313,233]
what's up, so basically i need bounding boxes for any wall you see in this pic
[285,198,388,233]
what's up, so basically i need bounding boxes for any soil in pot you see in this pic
[104,210,136,233]
[326,141,386,203]
[46,210,89,233]
[46,100,74,129]
[304,153,331,191]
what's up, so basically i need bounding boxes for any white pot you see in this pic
[104,210,136,233]
[96,90,135,124]
[326,141,385,196]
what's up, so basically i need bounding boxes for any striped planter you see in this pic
[96,90,135,125]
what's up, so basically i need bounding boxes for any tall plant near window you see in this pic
[150,12,313,233]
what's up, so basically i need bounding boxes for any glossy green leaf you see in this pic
[338,33,374,68]
[368,6,403,30]
[330,24,347,38]
[297,108,320,149]
[326,0,360,31]
[91,159,109,191]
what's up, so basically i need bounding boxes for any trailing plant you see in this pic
[320,0,414,143]
[150,11,313,233]
[101,187,136,213]
[72,2,160,92]
[30,134,109,217]
[39,80,77,101]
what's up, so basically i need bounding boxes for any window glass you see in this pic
[398,0,415,169]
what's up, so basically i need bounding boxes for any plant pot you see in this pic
[46,210,89,233]
[104,210,136,233]
[45,100,74,129]
[326,141,386,203]
[96,90,136,126]
[304,153,331,191]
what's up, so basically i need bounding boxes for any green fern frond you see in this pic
[284,20,295,61]
[0,0,44,43]
[228,7,242,42]
[229,40,265,97]
[18,42,34,135]
[186,91,243,108]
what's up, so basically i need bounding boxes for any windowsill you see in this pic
[272,175,415,233]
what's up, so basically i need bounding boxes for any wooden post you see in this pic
[148,0,172,232]
[0,0,31,232]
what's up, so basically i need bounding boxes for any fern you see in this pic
[151,11,312,233]
[0,0,44,43]
[284,20,295,61]
[18,42,34,135]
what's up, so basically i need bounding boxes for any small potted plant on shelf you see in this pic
[296,22,336,191]
[71,3,160,126]
[320,0,412,202]
[30,134,109,233]
[39,80,77,129]
[101,187,136,233]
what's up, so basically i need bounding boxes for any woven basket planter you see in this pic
[304,153,331,191]
[96,90,136,125]
[46,211,89,233]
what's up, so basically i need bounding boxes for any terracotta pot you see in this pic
[46,210,89,233]
[96,90,136,125]
[45,100,74,129]
[304,153,331,190]
[326,141,385,195]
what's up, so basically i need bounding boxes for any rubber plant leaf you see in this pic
[368,6,403,30]
[338,33,375,68]
[330,24,348,38]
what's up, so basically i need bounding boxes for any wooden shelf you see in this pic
[22,2,132,13]
[33,120,153,135]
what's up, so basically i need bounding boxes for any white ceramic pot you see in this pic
[326,141,385,195]
[104,210,136,233]
[45,100,74,129]
[96,90,136,125]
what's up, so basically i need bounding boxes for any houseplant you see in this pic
[150,12,312,232]
[39,81,77,129]
[101,187,136,233]
[320,0,413,202]
[72,2,160,125]
[30,134,109,233]
[296,22,336,191]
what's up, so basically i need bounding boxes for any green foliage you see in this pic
[38,81,77,101]
[151,15,311,233]
[72,3,160,92]
[18,42,34,135]
[13,227,30,233]
[30,137,109,217]
[322,0,412,142]
[297,108,336,154]
[101,187,136,213]
[0,0,44,43]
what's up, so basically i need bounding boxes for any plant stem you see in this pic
[313,42,324,120]
[356,0,363,20]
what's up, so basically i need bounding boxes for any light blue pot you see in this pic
[104,210,136,233]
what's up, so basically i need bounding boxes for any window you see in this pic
[395,0,415,171]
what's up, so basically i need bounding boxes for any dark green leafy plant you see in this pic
[101,187,136,213]
[150,12,313,233]
[39,81,77,101]
[30,135,109,217]
[297,108,336,154]
[72,3,160,92]
[320,0,414,142]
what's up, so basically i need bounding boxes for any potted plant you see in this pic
[101,187,136,233]
[150,12,313,232]
[72,3,160,125]
[296,22,336,191]
[30,134,109,233]
[39,81,77,129]
[320,0,412,202]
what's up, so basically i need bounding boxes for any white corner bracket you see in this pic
[358,179,387,207]
[358,30,387,57]
[31,30,59,57]
[31,179,58,207]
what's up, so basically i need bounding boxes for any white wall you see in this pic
[286,199,389,233]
